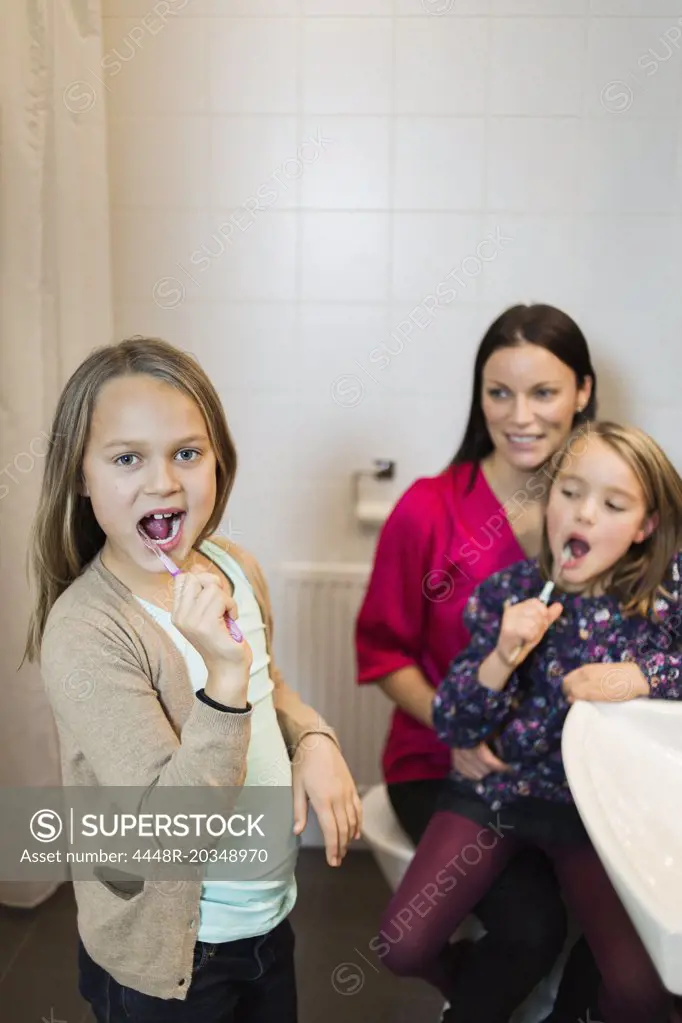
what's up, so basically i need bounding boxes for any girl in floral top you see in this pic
[376,421,682,1023]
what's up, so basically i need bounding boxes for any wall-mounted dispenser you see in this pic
[352,459,396,528]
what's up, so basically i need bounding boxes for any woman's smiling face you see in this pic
[482,342,592,472]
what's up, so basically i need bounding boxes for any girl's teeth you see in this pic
[155,514,182,544]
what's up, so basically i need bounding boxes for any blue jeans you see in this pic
[78,918,297,1022]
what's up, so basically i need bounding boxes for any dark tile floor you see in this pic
[0,849,441,1023]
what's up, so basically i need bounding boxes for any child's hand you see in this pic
[291,736,362,868]
[563,662,650,704]
[172,570,253,674]
[451,743,510,779]
[496,598,563,667]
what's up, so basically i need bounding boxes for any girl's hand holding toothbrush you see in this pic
[172,571,252,703]
[496,545,570,669]
[495,598,564,669]
[137,529,251,706]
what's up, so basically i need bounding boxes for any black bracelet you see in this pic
[196,689,251,714]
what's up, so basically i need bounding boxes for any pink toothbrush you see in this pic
[138,529,243,643]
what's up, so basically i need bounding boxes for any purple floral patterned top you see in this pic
[432,552,682,813]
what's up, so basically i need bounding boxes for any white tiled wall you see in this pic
[102,0,682,579]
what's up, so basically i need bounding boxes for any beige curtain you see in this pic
[0,0,112,906]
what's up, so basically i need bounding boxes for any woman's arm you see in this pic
[376,666,436,728]
[356,481,449,714]
[355,484,429,692]
[378,666,514,778]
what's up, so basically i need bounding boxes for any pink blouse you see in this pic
[355,462,527,785]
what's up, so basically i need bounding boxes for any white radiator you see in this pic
[274,563,392,798]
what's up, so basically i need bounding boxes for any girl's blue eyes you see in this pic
[114,449,200,467]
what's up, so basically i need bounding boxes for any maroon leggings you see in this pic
[378,811,672,1023]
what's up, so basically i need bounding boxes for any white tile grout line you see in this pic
[387,1,396,309]
[577,5,591,286]
[295,0,304,362]
[100,13,682,20]
[295,0,304,307]
[481,7,493,303]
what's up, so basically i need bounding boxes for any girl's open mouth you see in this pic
[137,511,185,551]
[562,535,591,568]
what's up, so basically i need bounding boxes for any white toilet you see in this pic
[361,784,571,1023]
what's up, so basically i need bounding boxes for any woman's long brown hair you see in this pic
[23,337,238,664]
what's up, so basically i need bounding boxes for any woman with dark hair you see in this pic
[355,304,600,1022]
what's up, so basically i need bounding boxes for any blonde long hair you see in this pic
[23,337,238,663]
[539,420,682,617]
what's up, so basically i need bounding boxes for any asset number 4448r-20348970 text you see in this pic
[132,848,269,864]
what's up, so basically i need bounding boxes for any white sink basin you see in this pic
[562,698,682,995]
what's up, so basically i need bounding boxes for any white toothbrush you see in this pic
[507,544,571,666]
